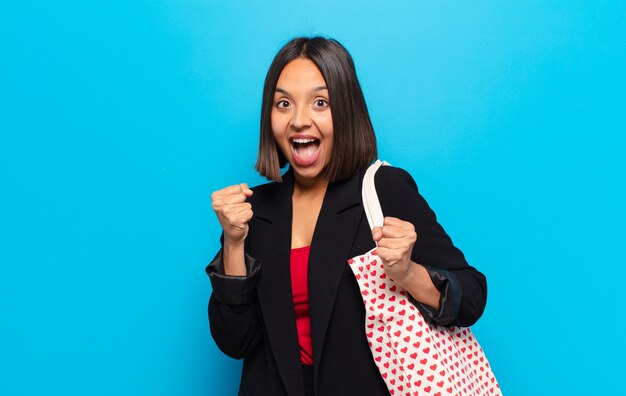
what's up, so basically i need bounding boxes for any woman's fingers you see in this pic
[214,193,248,206]
[222,202,252,216]
[212,183,253,201]
[379,225,410,239]
[371,226,383,241]
[377,236,413,250]
[227,209,254,230]
[211,184,254,243]
[375,246,403,265]
[239,183,254,197]
[212,184,244,198]
[372,224,416,244]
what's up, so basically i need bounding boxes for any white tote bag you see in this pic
[347,160,501,396]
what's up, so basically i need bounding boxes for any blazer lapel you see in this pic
[253,169,306,396]
[308,170,365,379]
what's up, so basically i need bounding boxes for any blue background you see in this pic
[1,1,625,395]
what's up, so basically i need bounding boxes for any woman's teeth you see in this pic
[292,138,317,144]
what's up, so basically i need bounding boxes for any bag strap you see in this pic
[362,160,390,231]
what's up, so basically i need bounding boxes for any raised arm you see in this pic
[206,184,262,358]
[375,166,487,327]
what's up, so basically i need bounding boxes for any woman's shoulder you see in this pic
[247,169,293,205]
[249,179,282,202]
[373,164,419,191]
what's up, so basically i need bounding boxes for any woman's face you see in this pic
[271,58,333,183]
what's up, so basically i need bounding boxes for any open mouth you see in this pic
[290,137,321,166]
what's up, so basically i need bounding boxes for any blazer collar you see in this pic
[252,166,363,225]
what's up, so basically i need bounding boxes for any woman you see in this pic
[207,37,487,396]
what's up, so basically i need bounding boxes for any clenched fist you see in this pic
[211,183,254,244]
[372,216,417,283]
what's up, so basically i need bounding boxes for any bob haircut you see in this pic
[255,36,378,182]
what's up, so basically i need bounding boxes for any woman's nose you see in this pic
[290,105,312,129]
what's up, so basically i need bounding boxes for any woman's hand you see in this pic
[372,216,417,283]
[211,183,254,245]
[372,217,441,310]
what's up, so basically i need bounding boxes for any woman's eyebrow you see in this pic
[274,86,328,95]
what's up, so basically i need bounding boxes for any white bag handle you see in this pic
[361,160,390,231]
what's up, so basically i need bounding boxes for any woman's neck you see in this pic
[292,174,329,198]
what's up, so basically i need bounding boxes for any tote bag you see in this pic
[347,160,501,396]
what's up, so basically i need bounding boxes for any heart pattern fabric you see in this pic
[347,250,501,396]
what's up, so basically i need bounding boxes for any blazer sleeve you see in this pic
[206,240,263,359]
[375,166,487,327]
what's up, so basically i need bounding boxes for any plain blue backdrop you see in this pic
[1,1,625,395]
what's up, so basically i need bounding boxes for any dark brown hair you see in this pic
[255,36,378,182]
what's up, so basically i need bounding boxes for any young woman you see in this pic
[207,37,487,396]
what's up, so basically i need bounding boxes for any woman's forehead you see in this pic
[275,58,327,93]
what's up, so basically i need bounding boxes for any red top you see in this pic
[290,246,313,365]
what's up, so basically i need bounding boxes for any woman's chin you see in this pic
[289,161,326,183]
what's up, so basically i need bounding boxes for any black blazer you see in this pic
[206,165,487,396]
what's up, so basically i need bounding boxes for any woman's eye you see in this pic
[314,99,329,108]
[276,100,290,109]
